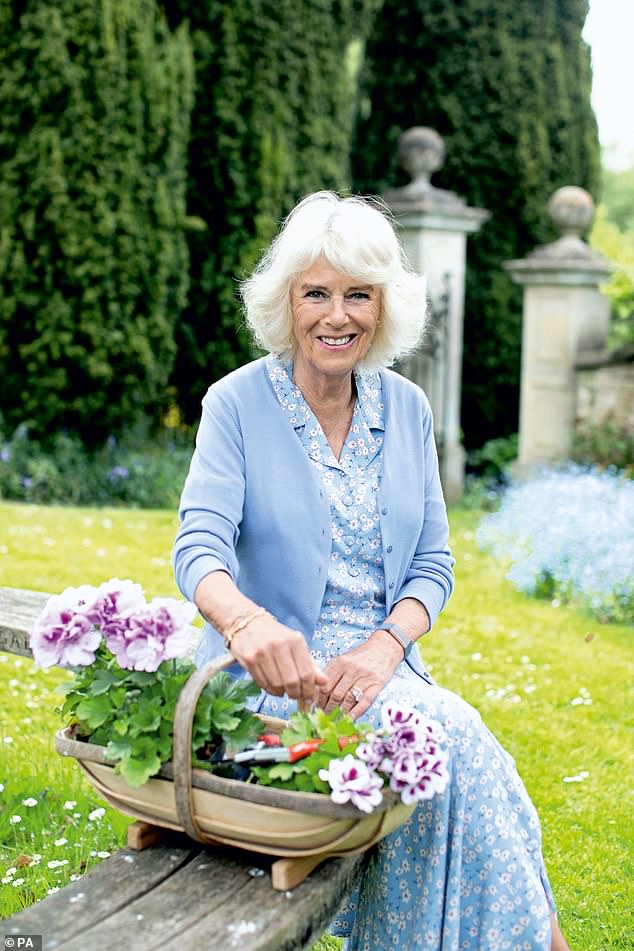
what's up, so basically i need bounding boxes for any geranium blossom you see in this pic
[30,579,197,672]
[319,754,384,813]
[106,597,197,671]
[324,703,449,812]
[388,746,449,804]
[30,585,103,669]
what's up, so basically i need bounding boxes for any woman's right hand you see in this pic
[230,613,327,706]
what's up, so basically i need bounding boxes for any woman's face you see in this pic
[290,257,381,386]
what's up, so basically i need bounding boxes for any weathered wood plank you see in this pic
[159,851,365,951]
[5,835,364,951]
[3,842,194,946]
[0,586,49,657]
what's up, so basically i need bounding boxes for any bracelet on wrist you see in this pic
[222,606,267,650]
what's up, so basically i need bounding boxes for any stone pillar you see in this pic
[383,127,489,503]
[504,186,612,469]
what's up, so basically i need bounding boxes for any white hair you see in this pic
[240,191,428,369]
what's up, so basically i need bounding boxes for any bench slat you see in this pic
[0,586,49,657]
[158,851,363,951]
[3,842,193,944]
[5,837,363,951]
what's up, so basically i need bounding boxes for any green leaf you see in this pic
[75,695,112,730]
[86,668,120,695]
[222,714,264,751]
[266,761,307,782]
[127,671,158,688]
[117,736,163,787]
[280,711,317,745]
[108,687,128,710]
[119,753,162,788]
[105,738,132,762]
[112,718,129,736]
[129,699,162,734]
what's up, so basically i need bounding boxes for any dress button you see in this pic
[387,545,393,553]
[343,495,354,506]
[381,507,388,515]
[347,565,360,577]
[344,535,355,546]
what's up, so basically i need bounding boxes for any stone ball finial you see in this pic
[548,186,595,239]
[398,127,446,190]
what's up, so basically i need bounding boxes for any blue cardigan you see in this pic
[173,357,454,681]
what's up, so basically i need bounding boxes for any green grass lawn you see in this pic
[0,500,632,950]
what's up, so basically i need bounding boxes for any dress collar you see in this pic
[266,353,384,433]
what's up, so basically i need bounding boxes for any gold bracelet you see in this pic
[222,606,267,650]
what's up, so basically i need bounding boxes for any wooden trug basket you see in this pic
[55,653,414,889]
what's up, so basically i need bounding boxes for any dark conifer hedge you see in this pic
[0,0,194,444]
[352,0,600,448]
[161,0,379,423]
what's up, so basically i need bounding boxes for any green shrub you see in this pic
[0,0,194,445]
[160,0,380,423]
[466,434,518,483]
[0,422,193,509]
[571,420,634,474]
[590,205,634,349]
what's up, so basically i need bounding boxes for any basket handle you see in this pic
[172,652,236,844]
[172,655,313,844]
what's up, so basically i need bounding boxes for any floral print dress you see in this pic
[258,355,555,951]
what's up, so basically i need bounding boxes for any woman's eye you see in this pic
[348,291,370,301]
[306,289,326,300]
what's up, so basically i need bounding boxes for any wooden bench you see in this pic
[1,586,362,951]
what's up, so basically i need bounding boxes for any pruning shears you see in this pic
[226,733,357,765]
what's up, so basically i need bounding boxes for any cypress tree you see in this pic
[161,0,379,423]
[0,0,194,444]
[352,0,600,448]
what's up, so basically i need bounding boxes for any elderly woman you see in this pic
[173,192,569,951]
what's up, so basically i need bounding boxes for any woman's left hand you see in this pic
[315,630,405,719]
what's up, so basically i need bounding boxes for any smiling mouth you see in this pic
[318,335,356,347]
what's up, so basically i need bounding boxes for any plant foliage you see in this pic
[59,649,263,787]
[251,708,360,794]
[0,419,193,508]
[160,0,380,422]
[0,0,194,444]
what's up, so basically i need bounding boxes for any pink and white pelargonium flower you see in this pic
[318,753,384,814]
[30,580,197,672]
[342,701,449,811]
[108,598,197,671]
[30,585,103,669]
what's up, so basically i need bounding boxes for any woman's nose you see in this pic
[327,294,347,325]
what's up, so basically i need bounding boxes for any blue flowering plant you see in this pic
[477,466,634,623]
[31,579,449,813]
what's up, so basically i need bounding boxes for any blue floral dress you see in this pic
[258,355,555,951]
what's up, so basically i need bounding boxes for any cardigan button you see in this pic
[387,545,393,553]
[388,582,394,590]
[381,507,388,515]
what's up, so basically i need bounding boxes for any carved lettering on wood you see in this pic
[0,629,33,658]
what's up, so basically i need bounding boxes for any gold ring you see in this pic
[350,685,364,703]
